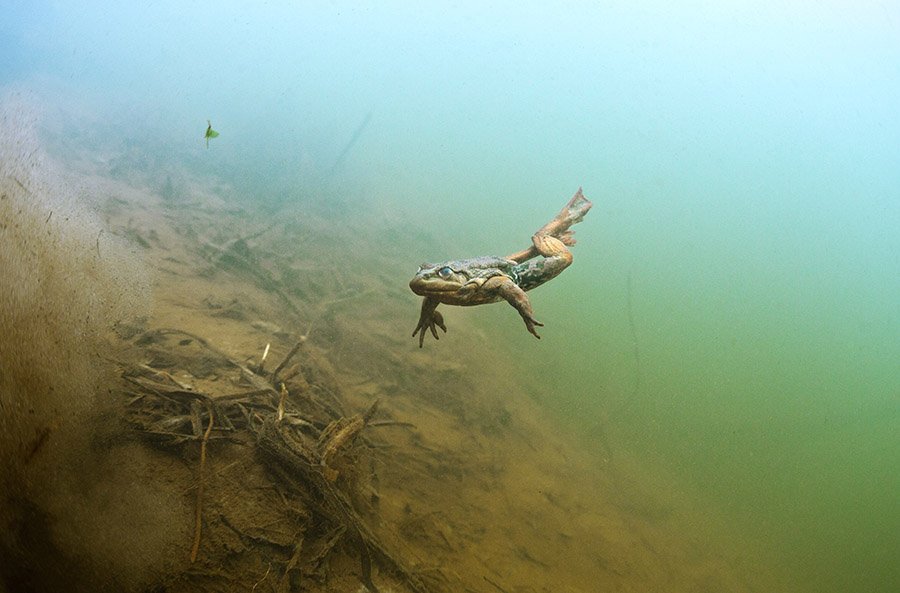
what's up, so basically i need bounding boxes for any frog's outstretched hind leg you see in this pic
[538,187,593,242]
[513,234,574,292]
[508,188,593,263]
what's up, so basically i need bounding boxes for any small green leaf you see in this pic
[205,120,219,149]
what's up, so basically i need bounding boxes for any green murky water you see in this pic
[3,2,898,591]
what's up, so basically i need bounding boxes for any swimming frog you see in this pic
[409,188,592,347]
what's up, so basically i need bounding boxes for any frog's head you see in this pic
[409,257,512,305]
[409,262,467,297]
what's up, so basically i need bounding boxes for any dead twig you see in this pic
[277,383,288,423]
[251,563,272,592]
[278,534,306,593]
[272,337,305,383]
[190,402,215,563]
[484,576,512,593]
[255,342,271,375]
[367,420,416,429]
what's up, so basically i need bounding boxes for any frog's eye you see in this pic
[437,266,454,280]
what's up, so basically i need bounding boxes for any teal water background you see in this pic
[3,2,898,591]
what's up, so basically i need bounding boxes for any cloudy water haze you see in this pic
[2,2,898,592]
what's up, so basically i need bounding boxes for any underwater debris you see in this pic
[319,399,380,481]
[329,111,372,175]
[190,399,214,563]
[121,328,431,593]
[204,120,219,148]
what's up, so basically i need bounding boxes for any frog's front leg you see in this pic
[412,297,448,347]
[484,276,544,339]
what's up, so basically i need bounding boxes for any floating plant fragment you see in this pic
[205,120,219,148]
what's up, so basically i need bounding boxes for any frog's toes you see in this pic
[523,316,544,339]
[429,312,447,339]
[432,309,446,331]
[413,310,448,347]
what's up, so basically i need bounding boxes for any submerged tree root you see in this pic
[121,328,435,593]
[256,418,429,593]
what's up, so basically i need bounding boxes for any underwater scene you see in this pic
[1,2,897,592]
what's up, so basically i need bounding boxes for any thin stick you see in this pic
[278,537,305,593]
[329,111,372,176]
[483,576,511,593]
[251,563,271,592]
[255,342,271,375]
[276,383,288,423]
[272,337,305,383]
[626,269,642,398]
[367,420,416,429]
[190,404,214,563]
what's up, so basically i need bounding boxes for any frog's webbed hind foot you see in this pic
[507,188,592,263]
[536,187,593,240]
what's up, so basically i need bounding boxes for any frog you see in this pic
[409,188,592,347]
